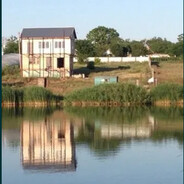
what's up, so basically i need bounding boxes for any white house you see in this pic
[20,27,77,78]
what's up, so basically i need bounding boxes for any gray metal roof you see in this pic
[21,27,77,39]
[2,53,20,68]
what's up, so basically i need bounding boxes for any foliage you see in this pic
[171,41,183,57]
[2,65,20,76]
[2,86,24,103]
[2,86,62,104]
[146,37,174,55]
[110,42,128,56]
[86,26,119,45]
[64,83,149,104]
[87,61,95,69]
[86,26,120,57]
[128,41,148,56]
[170,34,183,57]
[3,36,19,54]
[75,39,96,63]
[23,86,54,102]
[94,57,101,64]
[149,83,183,102]
[94,43,109,56]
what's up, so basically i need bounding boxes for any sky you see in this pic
[2,0,183,42]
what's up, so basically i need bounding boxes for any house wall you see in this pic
[22,54,71,77]
[22,38,73,55]
[21,38,74,77]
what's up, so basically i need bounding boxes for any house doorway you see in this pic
[57,58,64,68]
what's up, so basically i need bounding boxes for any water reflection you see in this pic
[2,106,183,173]
[21,111,76,172]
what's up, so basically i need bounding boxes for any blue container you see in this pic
[94,76,118,85]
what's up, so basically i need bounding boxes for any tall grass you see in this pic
[23,86,53,102]
[149,83,183,102]
[2,86,23,104]
[2,86,62,105]
[64,83,149,104]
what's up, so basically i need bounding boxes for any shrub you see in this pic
[87,61,95,69]
[64,83,149,104]
[94,57,101,65]
[2,65,20,76]
[149,83,183,102]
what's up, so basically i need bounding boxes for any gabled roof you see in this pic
[21,27,77,39]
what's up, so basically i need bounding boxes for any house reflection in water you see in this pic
[20,111,76,172]
[100,115,155,139]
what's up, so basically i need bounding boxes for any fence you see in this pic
[74,56,150,63]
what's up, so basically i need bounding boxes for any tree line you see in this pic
[3,26,183,61]
[76,26,183,62]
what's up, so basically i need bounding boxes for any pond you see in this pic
[2,106,183,184]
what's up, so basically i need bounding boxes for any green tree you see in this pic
[86,26,120,56]
[129,41,148,56]
[3,36,19,54]
[75,39,96,62]
[110,38,131,56]
[86,26,119,45]
[110,43,128,56]
[146,37,173,54]
[171,34,183,57]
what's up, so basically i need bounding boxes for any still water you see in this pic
[2,107,183,184]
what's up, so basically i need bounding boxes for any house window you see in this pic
[57,58,64,68]
[38,41,49,49]
[55,41,64,48]
[42,42,45,48]
[39,42,42,49]
[27,42,33,54]
[59,42,61,48]
[55,42,58,48]
[46,42,49,48]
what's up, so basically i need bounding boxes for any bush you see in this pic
[87,61,95,69]
[94,58,101,65]
[64,83,149,104]
[2,65,20,76]
[149,83,183,102]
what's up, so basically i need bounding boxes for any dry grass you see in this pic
[152,61,183,85]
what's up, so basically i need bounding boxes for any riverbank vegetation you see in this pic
[150,83,183,105]
[2,82,183,107]
[64,83,183,106]
[2,86,62,106]
[64,83,149,105]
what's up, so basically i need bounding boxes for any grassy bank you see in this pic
[64,83,149,105]
[64,83,183,106]
[2,82,183,107]
[2,86,62,106]
[149,83,183,105]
